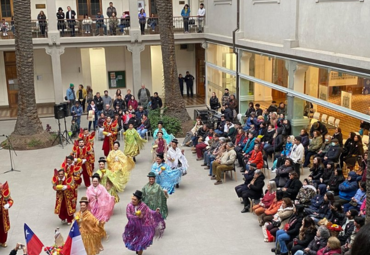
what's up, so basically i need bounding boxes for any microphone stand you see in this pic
[1,134,21,173]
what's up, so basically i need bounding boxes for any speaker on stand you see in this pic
[61,102,73,144]
[53,103,65,148]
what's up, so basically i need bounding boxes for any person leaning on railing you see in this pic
[119,11,130,34]
[95,11,107,36]
[56,7,65,36]
[181,4,191,33]
[37,11,47,37]
[82,14,92,34]
[109,12,119,35]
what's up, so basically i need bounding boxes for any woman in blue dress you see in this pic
[150,154,182,195]
[153,121,175,145]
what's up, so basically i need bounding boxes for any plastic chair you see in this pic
[327,116,335,126]
[321,114,328,123]
[313,112,320,120]
[363,135,369,145]
[223,163,237,182]
[334,119,340,127]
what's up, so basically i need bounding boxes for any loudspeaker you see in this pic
[54,103,65,119]
[61,102,70,117]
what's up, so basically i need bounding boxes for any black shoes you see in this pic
[241,206,250,213]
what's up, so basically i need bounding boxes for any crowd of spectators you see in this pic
[186,90,369,255]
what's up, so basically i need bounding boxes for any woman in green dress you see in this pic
[124,121,147,162]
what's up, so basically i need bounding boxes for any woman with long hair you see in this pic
[37,10,47,37]
[252,181,277,216]
[138,9,146,35]
[287,216,317,254]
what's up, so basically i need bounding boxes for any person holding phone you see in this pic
[9,243,27,255]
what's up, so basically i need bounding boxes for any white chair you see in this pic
[327,116,335,126]
[334,119,340,127]
[321,114,328,123]
[313,112,320,120]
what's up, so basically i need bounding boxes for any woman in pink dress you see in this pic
[86,173,115,223]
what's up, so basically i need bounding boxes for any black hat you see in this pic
[157,153,164,159]
[79,196,89,204]
[147,172,156,178]
[92,173,101,181]
[133,190,143,200]
[98,157,106,163]
[250,163,257,168]
[172,139,178,144]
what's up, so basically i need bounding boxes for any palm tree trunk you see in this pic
[9,0,51,149]
[155,0,190,122]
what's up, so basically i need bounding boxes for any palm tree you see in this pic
[155,0,190,121]
[9,0,51,148]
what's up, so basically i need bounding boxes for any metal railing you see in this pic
[0,16,205,39]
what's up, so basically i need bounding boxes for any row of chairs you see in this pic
[312,112,340,127]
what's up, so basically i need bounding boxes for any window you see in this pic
[150,0,157,15]
[76,0,102,19]
[0,0,13,18]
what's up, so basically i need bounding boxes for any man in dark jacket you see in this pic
[150,92,163,110]
[124,89,132,105]
[135,105,147,121]
[267,101,278,113]
[106,2,117,17]
[338,209,357,245]
[337,171,358,205]
[215,115,226,135]
[184,71,194,97]
[323,138,342,165]
[235,163,257,199]
[94,92,104,116]
[113,94,125,110]
[310,121,328,141]
[178,74,184,96]
[282,171,303,200]
[240,169,265,213]
[223,103,233,121]
[66,6,76,36]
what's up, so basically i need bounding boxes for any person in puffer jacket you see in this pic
[336,171,358,205]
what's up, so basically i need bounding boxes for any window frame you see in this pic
[76,0,102,20]
[0,0,14,20]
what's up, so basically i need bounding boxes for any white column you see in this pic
[127,44,145,95]
[46,47,65,104]
[46,0,61,46]
[129,0,142,43]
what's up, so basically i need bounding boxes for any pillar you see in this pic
[46,0,60,46]
[129,0,142,43]
[127,44,145,95]
[46,46,65,104]
[286,60,309,135]
[239,51,254,114]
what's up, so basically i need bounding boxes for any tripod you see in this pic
[62,116,73,144]
[52,118,64,149]
[1,134,21,173]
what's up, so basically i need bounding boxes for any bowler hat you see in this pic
[98,157,106,163]
[172,139,178,144]
[133,190,143,200]
[147,172,156,178]
[79,196,89,204]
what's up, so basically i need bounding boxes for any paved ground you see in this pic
[0,116,274,255]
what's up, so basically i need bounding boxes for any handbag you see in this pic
[272,220,281,228]
[189,19,195,25]
[349,200,358,207]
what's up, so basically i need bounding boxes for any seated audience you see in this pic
[326,166,345,196]
[335,171,359,205]
[343,181,366,212]
[240,170,265,213]
[303,131,323,167]
[281,172,303,200]
[287,217,317,255]
[293,226,330,255]
[252,181,277,216]
[295,179,317,205]
[273,158,294,188]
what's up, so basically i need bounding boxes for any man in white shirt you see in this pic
[197,3,206,33]
[1,19,9,36]
[288,136,304,178]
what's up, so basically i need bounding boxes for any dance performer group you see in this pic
[0,119,189,254]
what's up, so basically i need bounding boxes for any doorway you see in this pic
[195,44,205,97]
[4,51,18,108]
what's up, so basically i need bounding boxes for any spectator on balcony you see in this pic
[95,11,107,36]
[66,6,76,37]
[10,16,14,34]
[37,11,47,37]
[106,2,117,18]
[210,92,220,110]
[56,7,65,36]
[109,12,119,35]
[181,4,191,33]
[82,14,92,34]
[138,9,147,35]
[197,3,205,33]
[148,14,157,32]
[119,11,130,34]
[1,19,9,36]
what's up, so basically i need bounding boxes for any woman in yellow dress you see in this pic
[106,141,135,191]
[124,122,147,162]
[75,196,106,255]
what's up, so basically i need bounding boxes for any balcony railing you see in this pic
[0,16,204,39]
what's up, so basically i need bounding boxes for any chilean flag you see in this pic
[61,221,87,255]
[24,224,44,255]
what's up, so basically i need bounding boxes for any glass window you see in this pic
[77,0,88,16]
[206,43,236,71]
[1,0,12,18]
[77,0,101,18]
[206,66,236,106]
[90,0,100,16]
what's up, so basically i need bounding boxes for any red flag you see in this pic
[24,223,44,255]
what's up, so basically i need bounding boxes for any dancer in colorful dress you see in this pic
[167,139,189,176]
[152,131,167,162]
[86,173,115,223]
[153,121,175,144]
[102,116,119,156]
[71,138,94,187]
[0,182,13,247]
[107,141,135,189]
[75,197,106,255]
[142,172,168,219]
[124,121,147,162]
[150,154,183,195]
[96,157,125,203]
[52,169,77,225]
[122,190,165,255]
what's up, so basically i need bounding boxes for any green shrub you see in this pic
[148,108,182,136]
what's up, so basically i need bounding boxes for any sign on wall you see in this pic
[108,71,126,89]
[319,84,328,101]
[341,91,352,109]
